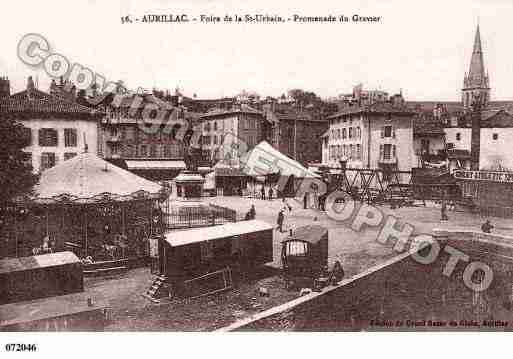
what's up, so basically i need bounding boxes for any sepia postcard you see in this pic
[1,0,513,356]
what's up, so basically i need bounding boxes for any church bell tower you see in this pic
[462,24,490,110]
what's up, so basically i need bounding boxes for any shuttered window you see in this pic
[41,152,56,170]
[22,127,32,146]
[64,128,77,147]
[39,128,58,147]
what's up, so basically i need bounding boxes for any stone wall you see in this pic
[223,231,513,331]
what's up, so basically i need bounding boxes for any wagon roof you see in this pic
[284,225,328,245]
[0,251,80,274]
[163,219,274,247]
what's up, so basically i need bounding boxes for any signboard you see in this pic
[454,170,513,183]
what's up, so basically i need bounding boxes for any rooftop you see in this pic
[0,88,102,117]
[328,102,416,119]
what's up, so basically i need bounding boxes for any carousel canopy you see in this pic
[241,141,320,178]
[33,153,163,204]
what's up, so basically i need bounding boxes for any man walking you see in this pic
[277,209,284,233]
[268,187,273,200]
[261,186,266,200]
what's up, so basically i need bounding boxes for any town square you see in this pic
[1,1,513,344]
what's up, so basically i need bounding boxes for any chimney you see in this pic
[0,76,10,98]
[27,76,35,91]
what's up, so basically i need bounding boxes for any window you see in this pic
[213,121,218,131]
[125,127,135,140]
[286,241,308,256]
[22,127,32,146]
[356,144,361,159]
[150,144,157,157]
[382,144,392,159]
[357,127,361,138]
[383,125,392,138]
[350,144,354,159]
[39,128,58,147]
[493,133,498,140]
[342,128,346,139]
[139,145,148,157]
[41,152,56,170]
[349,127,353,138]
[337,129,341,139]
[456,133,461,141]
[64,128,77,147]
[124,144,135,157]
[213,136,217,145]
[22,152,32,167]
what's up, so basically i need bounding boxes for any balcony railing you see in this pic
[378,155,397,164]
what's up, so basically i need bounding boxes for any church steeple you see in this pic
[462,24,490,109]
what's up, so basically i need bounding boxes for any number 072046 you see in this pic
[5,343,37,352]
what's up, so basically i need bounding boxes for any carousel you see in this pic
[1,153,166,264]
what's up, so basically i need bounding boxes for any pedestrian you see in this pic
[261,186,266,200]
[249,204,256,219]
[440,194,449,221]
[268,187,273,200]
[481,219,493,233]
[303,193,308,209]
[277,210,284,233]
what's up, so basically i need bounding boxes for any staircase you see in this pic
[143,275,169,303]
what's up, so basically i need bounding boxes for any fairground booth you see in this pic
[153,219,274,299]
[241,141,320,198]
[0,153,166,264]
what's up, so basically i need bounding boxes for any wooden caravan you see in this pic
[0,251,83,305]
[281,225,328,287]
[157,220,274,298]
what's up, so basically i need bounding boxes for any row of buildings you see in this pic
[1,24,513,182]
[0,76,330,180]
[322,24,513,174]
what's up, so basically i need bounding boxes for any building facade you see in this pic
[265,111,328,165]
[323,101,416,174]
[0,77,102,173]
[98,93,190,180]
[199,105,270,164]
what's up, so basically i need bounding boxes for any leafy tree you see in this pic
[0,117,39,215]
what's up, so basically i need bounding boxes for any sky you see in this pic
[1,0,513,101]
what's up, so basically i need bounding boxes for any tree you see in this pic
[0,117,39,215]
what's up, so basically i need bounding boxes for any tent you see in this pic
[34,153,163,203]
[240,141,320,179]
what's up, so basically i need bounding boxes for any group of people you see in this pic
[260,185,274,200]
